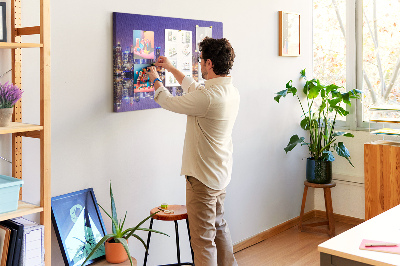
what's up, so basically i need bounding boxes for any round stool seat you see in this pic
[304,181,336,188]
[150,205,188,221]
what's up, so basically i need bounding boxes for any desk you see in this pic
[318,205,400,265]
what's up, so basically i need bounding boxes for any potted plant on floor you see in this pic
[81,183,168,266]
[274,69,362,184]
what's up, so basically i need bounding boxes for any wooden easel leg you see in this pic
[298,185,308,231]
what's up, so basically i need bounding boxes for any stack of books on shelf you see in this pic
[0,217,44,266]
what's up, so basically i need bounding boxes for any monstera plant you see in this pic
[274,69,362,183]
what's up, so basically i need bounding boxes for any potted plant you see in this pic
[0,82,23,127]
[274,69,362,184]
[82,183,168,266]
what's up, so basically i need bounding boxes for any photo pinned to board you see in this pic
[133,30,155,60]
[165,29,192,87]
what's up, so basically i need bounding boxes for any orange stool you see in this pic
[298,181,336,237]
[143,205,194,266]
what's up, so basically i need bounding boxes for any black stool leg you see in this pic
[186,218,194,264]
[143,218,154,266]
[174,220,181,265]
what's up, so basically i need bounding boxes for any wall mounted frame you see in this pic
[279,11,300,56]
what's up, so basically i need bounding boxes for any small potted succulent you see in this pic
[0,82,23,127]
[82,183,168,266]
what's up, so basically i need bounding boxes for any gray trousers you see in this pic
[186,176,238,266]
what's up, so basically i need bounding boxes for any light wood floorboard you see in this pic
[234,217,354,266]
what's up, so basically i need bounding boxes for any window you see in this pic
[313,0,400,130]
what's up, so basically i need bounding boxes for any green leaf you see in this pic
[114,238,133,266]
[341,92,351,105]
[325,84,339,94]
[123,211,160,239]
[321,151,335,162]
[120,211,127,231]
[81,234,114,266]
[131,234,148,250]
[300,117,310,130]
[284,135,305,153]
[136,227,170,237]
[308,85,320,99]
[110,182,118,234]
[343,133,354,137]
[98,204,120,236]
[335,142,354,167]
[328,97,342,108]
[300,69,306,78]
[274,89,288,103]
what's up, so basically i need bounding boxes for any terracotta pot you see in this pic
[105,238,128,264]
[0,108,13,127]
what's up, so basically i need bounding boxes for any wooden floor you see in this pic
[234,217,354,266]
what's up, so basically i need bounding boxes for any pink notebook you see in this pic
[359,239,400,255]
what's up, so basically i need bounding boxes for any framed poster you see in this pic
[279,11,300,56]
[0,2,6,42]
[51,188,107,266]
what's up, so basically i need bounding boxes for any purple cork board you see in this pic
[113,12,223,112]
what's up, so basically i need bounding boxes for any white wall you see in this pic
[1,0,315,265]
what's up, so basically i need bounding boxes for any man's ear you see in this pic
[206,59,213,69]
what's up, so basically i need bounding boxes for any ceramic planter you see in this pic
[306,158,332,184]
[0,108,13,127]
[105,238,128,264]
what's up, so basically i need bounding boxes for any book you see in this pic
[11,217,44,266]
[0,220,23,266]
[359,239,400,255]
[0,223,16,266]
[0,225,11,266]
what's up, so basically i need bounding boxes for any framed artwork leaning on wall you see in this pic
[51,188,107,266]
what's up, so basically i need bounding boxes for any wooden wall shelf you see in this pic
[0,201,43,221]
[0,42,43,49]
[0,122,43,134]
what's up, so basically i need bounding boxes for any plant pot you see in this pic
[0,108,13,127]
[105,238,128,264]
[306,158,332,184]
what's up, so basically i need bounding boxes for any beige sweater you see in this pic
[154,76,240,190]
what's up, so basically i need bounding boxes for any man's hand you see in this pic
[143,66,160,83]
[155,56,175,72]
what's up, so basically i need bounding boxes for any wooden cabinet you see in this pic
[0,0,51,265]
[364,140,400,220]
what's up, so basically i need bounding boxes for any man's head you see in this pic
[199,37,235,79]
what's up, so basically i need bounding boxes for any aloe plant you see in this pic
[274,69,362,166]
[81,183,168,266]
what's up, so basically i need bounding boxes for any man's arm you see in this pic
[144,66,210,116]
[155,56,185,85]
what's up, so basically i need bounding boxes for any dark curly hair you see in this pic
[199,37,235,75]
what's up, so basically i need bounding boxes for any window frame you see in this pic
[315,0,400,131]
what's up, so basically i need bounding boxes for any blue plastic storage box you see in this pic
[0,175,24,214]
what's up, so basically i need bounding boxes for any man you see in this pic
[145,37,239,266]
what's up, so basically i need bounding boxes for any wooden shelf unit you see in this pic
[0,0,51,265]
